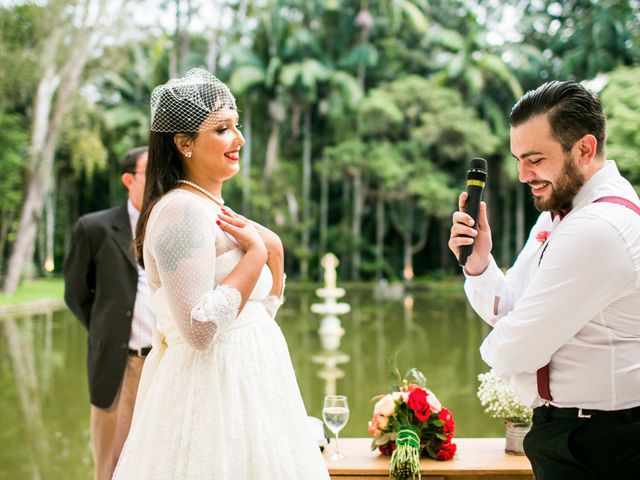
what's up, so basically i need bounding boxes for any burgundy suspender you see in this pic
[592,196,640,215]
[536,196,640,402]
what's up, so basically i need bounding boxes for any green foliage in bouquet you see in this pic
[368,367,456,480]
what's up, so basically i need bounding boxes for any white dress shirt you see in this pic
[127,200,157,350]
[465,161,640,410]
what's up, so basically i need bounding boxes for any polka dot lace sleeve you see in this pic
[144,192,241,351]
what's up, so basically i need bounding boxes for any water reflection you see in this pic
[281,286,506,440]
[0,285,504,478]
[0,308,91,479]
[310,253,351,397]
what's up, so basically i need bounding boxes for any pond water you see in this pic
[0,284,504,479]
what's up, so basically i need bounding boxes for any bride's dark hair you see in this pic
[133,129,196,268]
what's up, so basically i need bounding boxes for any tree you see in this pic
[0,115,28,268]
[601,65,640,188]
[507,0,640,81]
[357,76,499,282]
[3,0,124,294]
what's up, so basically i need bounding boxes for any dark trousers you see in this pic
[523,406,640,480]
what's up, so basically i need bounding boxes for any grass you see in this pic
[0,277,65,307]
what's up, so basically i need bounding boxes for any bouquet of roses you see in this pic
[368,368,456,480]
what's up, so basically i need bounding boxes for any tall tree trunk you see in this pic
[390,198,428,286]
[319,171,329,268]
[170,0,181,77]
[300,106,312,280]
[3,0,112,294]
[206,0,228,74]
[402,200,414,285]
[206,28,218,74]
[5,125,58,292]
[264,100,284,179]
[411,216,429,267]
[178,0,192,73]
[241,100,252,214]
[351,169,363,280]
[341,176,351,278]
[375,192,385,280]
[44,189,55,273]
[357,0,369,91]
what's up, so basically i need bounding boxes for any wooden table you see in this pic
[324,438,534,479]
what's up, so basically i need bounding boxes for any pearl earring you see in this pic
[185,151,192,158]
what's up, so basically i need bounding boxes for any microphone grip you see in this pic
[458,184,484,267]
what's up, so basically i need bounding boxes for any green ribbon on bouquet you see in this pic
[389,425,421,480]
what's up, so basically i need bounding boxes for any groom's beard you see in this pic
[533,152,585,212]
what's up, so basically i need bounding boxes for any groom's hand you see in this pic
[448,192,492,276]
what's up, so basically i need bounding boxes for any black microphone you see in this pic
[458,157,487,267]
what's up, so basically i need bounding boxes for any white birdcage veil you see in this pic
[150,68,237,133]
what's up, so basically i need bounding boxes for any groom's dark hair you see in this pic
[510,80,606,157]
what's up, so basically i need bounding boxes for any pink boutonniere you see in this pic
[536,230,550,243]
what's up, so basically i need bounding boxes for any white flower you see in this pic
[477,370,533,424]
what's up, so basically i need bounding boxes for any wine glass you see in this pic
[322,395,349,461]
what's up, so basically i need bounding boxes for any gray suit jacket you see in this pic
[64,203,139,408]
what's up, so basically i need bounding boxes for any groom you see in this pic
[449,81,640,479]
[64,147,156,480]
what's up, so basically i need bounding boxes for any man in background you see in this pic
[64,146,156,480]
[449,81,640,479]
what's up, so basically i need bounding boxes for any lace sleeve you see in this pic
[146,194,240,350]
[263,273,286,319]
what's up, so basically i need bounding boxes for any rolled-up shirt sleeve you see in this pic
[480,214,635,375]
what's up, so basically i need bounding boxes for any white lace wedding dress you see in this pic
[113,190,329,480]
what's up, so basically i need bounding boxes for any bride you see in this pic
[112,68,329,480]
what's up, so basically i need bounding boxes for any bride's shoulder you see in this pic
[148,189,215,227]
[155,189,210,212]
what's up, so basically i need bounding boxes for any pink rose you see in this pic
[368,413,381,436]
[375,394,396,416]
[367,418,380,436]
[426,390,442,413]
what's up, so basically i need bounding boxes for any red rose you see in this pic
[436,440,457,461]
[408,388,431,422]
[438,407,455,435]
[378,441,396,456]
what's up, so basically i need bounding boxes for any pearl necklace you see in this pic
[177,179,225,206]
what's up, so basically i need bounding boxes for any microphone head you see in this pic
[469,157,487,172]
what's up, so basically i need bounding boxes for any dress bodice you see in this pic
[142,189,274,350]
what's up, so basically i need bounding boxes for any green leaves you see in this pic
[402,367,427,387]
[602,66,640,189]
[228,65,267,95]
[0,113,28,212]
